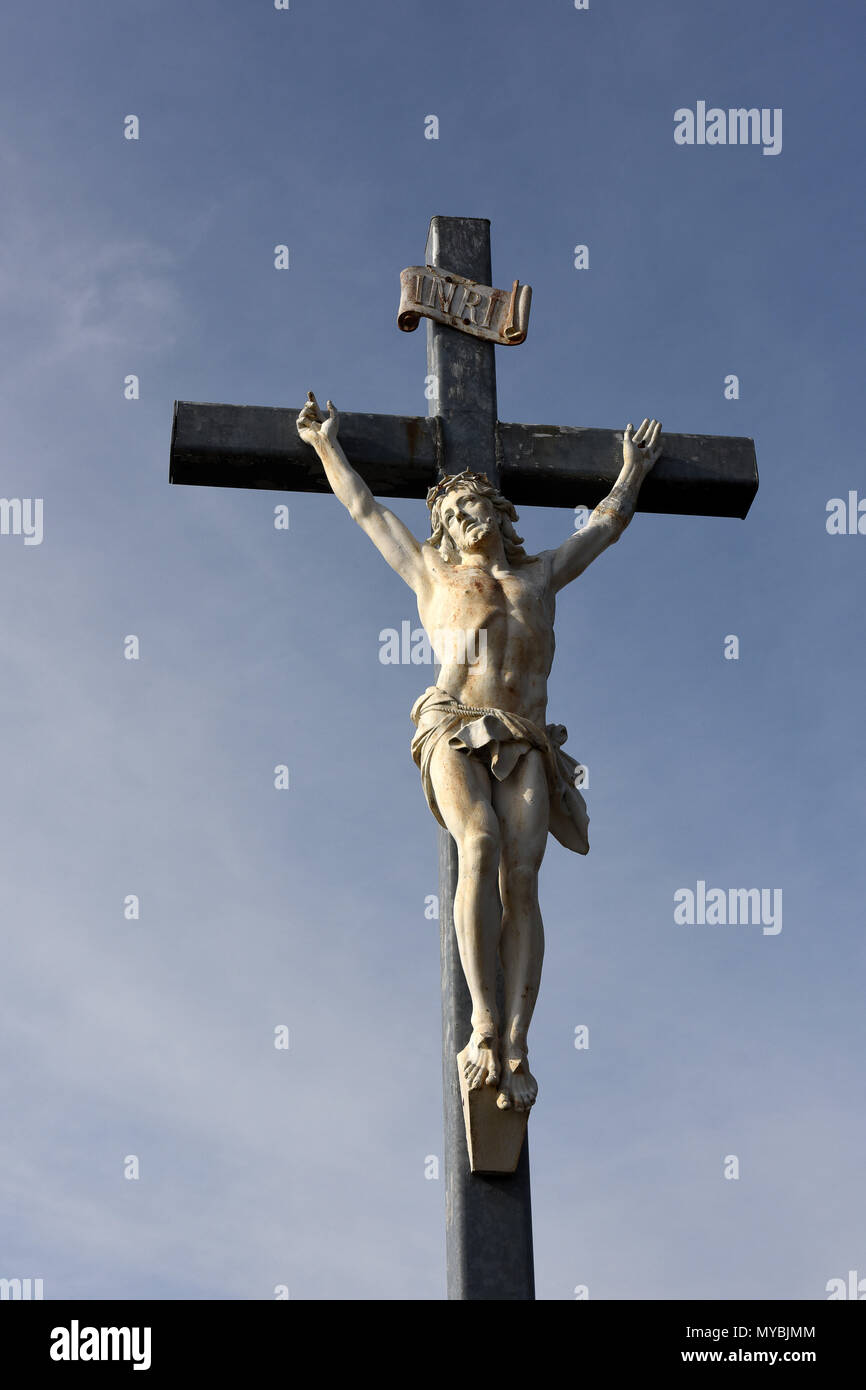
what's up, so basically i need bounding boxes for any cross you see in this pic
[170,216,758,1302]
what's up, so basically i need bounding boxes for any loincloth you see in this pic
[409,685,589,855]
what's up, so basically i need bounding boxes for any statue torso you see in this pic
[417,549,554,725]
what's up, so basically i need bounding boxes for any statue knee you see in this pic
[502,861,540,901]
[460,826,500,876]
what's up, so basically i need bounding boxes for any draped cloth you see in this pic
[409,684,589,855]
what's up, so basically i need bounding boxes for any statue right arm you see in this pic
[297,396,427,595]
[546,419,662,593]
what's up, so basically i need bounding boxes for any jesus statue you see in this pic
[297,395,662,1113]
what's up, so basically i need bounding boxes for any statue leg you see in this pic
[491,749,549,1112]
[427,739,502,1092]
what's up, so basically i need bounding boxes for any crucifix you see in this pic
[170,216,758,1301]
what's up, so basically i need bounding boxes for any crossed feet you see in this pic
[462,1029,538,1112]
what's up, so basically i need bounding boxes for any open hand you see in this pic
[296,392,340,449]
[623,418,662,473]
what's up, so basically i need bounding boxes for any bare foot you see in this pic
[462,1030,500,1091]
[496,1050,538,1112]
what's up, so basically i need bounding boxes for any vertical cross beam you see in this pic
[426,216,535,1301]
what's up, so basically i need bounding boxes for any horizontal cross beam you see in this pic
[170,402,758,519]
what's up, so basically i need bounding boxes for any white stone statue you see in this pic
[297,396,662,1114]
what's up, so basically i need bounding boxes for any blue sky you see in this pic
[1,0,864,1300]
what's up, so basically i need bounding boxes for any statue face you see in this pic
[440,488,498,553]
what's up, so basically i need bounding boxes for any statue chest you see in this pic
[422,567,553,642]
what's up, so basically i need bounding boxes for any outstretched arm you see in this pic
[547,418,662,593]
[296,394,426,595]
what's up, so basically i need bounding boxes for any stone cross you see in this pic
[170,216,758,1301]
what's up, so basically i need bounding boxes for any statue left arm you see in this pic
[547,418,662,593]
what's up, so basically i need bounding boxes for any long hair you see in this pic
[425,470,537,566]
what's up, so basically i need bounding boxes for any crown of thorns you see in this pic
[425,470,492,511]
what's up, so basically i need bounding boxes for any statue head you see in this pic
[425,470,533,565]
